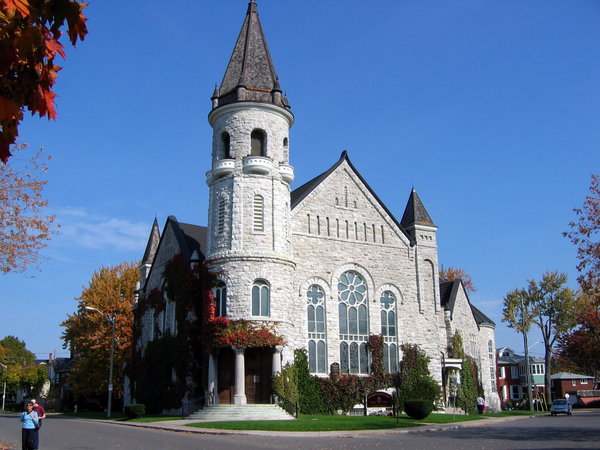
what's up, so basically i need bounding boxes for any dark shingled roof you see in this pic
[213,1,290,110]
[400,188,435,228]
[439,279,495,327]
[291,151,412,243]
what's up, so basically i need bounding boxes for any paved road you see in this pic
[1,410,599,449]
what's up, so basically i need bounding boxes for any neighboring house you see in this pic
[497,347,523,404]
[128,1,500,414]
[551,372,598,405]
[496,348,547,406]
[46,356,75,411]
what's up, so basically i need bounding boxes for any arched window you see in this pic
[251,129,266,156]
[253,195,264,232]
[307,285,327,374]
[380,290,398,373]
[338,271,369,374]
[221,132,231,159]
[252,279,270,316]
[215,282,227,317]
[283,137,288,148]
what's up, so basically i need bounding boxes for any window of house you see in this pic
[499,367,506,379]
[215,282,227,317]
[511,367,518,379]
[380,291,398,373]
[572,379,577,386]
[221,132,231,159]
[338,271,369,374]
[253,195,264,232]
[581,379,589,384]
[307,285,326,374]
[251,129,266,156]
[510,385,521,400]
[252,279,270,316]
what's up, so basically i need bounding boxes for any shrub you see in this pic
[404,399,433,420]
[396,344,440,412]
[294,349,328,414]
[124,404,145,419]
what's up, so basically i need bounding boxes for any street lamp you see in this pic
[84,306,116,419]
[0,362,7,411]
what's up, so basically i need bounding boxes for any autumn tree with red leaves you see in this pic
[556,174,600,378]
[61,262,138,402]
[564,173,599,302]
[0,0,88,163]
[0,143,55,274]
[439,265,476,293]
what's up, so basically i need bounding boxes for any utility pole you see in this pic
[520,297,534,411]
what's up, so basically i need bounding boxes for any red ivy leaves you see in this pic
[0,0,88,162]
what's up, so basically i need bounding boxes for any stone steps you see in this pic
[188,404,295,421]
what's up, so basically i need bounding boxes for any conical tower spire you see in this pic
[401,188,435,229]
[212,1,290,110]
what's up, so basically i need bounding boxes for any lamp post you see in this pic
[84,306,116,419]
[0,362,7,411]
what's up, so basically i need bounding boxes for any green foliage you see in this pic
[448,332,481,414]
[396,344,440,412]
[368,334,384,376]
[124,404,145,419]
[272,363,298,416]
[0,336,47,396]
[294,349,327,414]
[404,399,433,419]
[502,271,578,395]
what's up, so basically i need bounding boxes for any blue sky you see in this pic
[2,0,599,360]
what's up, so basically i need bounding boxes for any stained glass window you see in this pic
[338,271,369,374]
[307,285,326,373]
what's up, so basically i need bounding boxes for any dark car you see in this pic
[550,399,572,416]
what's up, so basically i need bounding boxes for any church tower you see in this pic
[205,1,295,404]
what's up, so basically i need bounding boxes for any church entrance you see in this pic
[217,348,235,404]
[244,347,272,404]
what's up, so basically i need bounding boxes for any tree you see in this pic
[439,266,476,293]
[564,173,599,301]
[502,271,577,397]
[0,0,88,162]
[1,144,55,274]
[554,293,600,379]
[0,336,47,398]
[61,262,138,403]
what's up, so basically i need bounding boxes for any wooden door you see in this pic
[217,348,234,404]
[244,347,272,404]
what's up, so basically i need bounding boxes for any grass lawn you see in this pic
[188,414,424,431]
[187,409,545,432]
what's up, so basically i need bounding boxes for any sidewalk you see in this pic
[96,414,540,438]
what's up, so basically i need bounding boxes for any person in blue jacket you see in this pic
[20,400,39,450]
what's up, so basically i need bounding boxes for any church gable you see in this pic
[291,152,411,248]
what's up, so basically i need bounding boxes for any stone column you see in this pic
[233,346,247,405]
[207,353,217,405]
[272,345,283,375]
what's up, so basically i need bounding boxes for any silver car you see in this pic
[550,399,572,416]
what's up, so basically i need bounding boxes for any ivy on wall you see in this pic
[448,332,483,414]
[131,255,215,413]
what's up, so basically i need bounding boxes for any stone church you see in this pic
[131,1,500,414]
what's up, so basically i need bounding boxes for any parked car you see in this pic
[550,399,572,416]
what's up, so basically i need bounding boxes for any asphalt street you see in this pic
[1,409,599,449]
